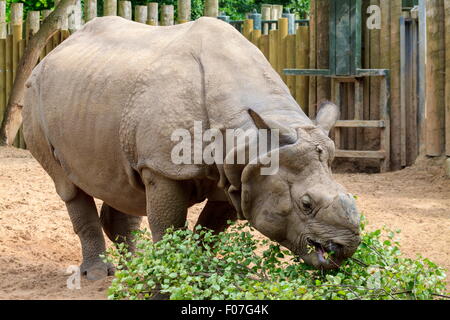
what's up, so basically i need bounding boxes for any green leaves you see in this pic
[105,218,448,300]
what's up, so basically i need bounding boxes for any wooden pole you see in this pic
[104,0,117,16]
[295,25,309,112]
[277,18,288,82]
[286,34,295,98]
[0,1,6,39]
[26,11,40,47]
[10,3,22,147]
[84,0,97,22]
[445,0,450,156]
[147,3,158,25]
[389,0,402,169]
[204,0,218,17]
[42,10,53,56]
[243,19,253,41]
[316,0,330,104]
[134,5,147,24]
[269,29,278,72]
[118,1,132,20]
[426,0,445,156]
[68,0,82,33]
[0,1,6,125]
[161,5,174,26]
[368,0,380,147]
[261,4,271,35]
[178,0,191,24]
[308,0,317,118]
[417,0,426,154]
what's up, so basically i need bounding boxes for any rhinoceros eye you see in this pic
[301,195,313,214]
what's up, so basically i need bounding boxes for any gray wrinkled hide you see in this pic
[24,16,311,215]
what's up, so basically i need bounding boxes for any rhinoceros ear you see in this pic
[248,109,297,145]
[314,101,340,135]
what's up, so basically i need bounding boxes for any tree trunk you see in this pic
[0,0,77,146]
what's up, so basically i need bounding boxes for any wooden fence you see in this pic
[425,0,450,160]
[0,0,438,173]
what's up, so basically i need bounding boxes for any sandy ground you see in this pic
[0,146,449,299]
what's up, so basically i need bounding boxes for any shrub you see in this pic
[104,216,448,300]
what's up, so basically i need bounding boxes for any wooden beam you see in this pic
[335,150,386,159]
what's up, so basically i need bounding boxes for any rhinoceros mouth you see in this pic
[304,238,345,269]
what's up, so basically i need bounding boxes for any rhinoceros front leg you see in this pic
[195,200,237,234]
[142,169,189,242]
[100,203,142,251]
[65,189,113,280]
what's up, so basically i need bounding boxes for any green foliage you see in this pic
[5,0,309,22]
[105,217,448,300]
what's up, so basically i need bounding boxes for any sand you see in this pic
[0,146,449,299]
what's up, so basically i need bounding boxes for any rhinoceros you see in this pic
[23,16,361,280]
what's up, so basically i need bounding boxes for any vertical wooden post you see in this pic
[10,2,22,147]
[277,18,288,82]
[286,34,296,97]
[425,0,445,156]
[399,16,406,165]
[204,0,218,17]
[68,0,82,33]
[389,0,402,169]
[147,3,158,26]
[417,0,426,154]
[118,1,132,20]
[134,5,147,23]
[104,0,117,16]
[270,5,279,30]
[161,5,174,26]
[178,0,191,24]
[308,0,317,118]
[368,0,381,147]
[316,0,330,104]
[0,1,6,125]
[84,0,97,22]
[0,1,6,39]
[243,19,253,40]
[295,25,309,112]
[261,4,271,35]
[268,29,278,72]
[445,0,450,156]
[42,10,53,57]
[26,11,40,45]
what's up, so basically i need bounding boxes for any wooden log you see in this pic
[316,0,330,103]
[295,25,309,112]
[5,35,11,112]
[417,0,426,154]
[252,29,261,48]
[0,1,6,39]
[445,0,450,156]
[425,0,445,156]
[68,0,82,33]
[147,3,158,26]
[269,29,278,72]
[362,0,371,149]
[355,79,364,150]
[26,11,40,43]
[18,39,24,149]
[161,5,174,26]
[178,0,191,24]
[134,5,147,24]
[399,16,406,165]
[11,3,22,83]
[408,18,418,165]
[308,0,317,118]
[261,4,271,35]
[118,1,132,20]
[42,10,53,57]
[286,34,296,97]
[277,18,288,82]
[243,19,253,41]
[389,0,402,169]
[259,34,269,59]
[368,0,380,148]
[84,0,97,22]
[0,39,5,125]
[204,0,218,17]
[104,0,117,16]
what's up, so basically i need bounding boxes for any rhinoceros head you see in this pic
[224,101,361,270]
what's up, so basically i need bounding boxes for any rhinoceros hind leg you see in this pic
[195,200,237,234]
[100,203,142,250]
[141,169,189,242]
[65,188,113,280]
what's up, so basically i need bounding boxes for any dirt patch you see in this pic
[0,146,448,299]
